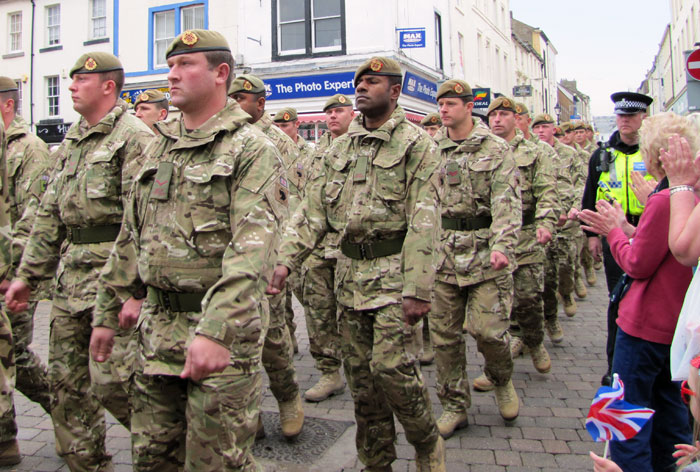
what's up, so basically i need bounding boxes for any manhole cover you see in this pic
[253,412,353,464]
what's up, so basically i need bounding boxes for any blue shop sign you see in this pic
[398,28,426,49]
[264,72,355,100]
[402,71,437,104]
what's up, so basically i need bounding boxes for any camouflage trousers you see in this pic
[509,263,546,347]
[263,289,299,403]
[542,234,576,321]
[555,232,578,299]
[431,275,514,412]
[49,304,133,472]
[131,370,262,472]
[577,232,595,280]
[284,269,301,345]
[0,308,16,444]
[301,251,341,374]
[339,303,438,468]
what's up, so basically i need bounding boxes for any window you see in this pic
[46,4,60,46]
[46,76,59,117]
[272,0,345,59]
[90,0,107,39]
[149,2,206,70]
[8,12,22,52]
[434,12,443,71]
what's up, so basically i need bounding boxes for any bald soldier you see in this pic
[268,56,445,471]
[133,89,169,132]
[299,94,354,402]
[228,74,304,439]
[5,52,153,471]
[420,113,442,138]
[0,77,52,421]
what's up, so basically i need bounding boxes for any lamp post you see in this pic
[554,102,561,125]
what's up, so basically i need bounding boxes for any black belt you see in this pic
[67,224,121,244]
[441,215,492,231]
[147,286,206,312]
[522,211,536,226]
[340,233,406,260]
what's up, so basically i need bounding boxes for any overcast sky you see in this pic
[509,0,671,116]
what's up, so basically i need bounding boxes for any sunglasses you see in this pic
[682,380,696,405]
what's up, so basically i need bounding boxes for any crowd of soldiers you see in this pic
[0,27,614,472]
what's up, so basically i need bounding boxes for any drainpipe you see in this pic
[30,0,36,128]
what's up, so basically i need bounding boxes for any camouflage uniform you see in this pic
[507,130,557,348]
[15,100,152,471]
[93,99,286,471]
[299,132,342,374]
[3,116,52,414]
[279,106,442,468]
[431,119,520,413]
[254,112,301,404]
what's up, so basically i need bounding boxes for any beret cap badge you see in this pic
[182,30,198,46]
[453,83,464,94]
[515,105,522,114]
[283,112,291,121]
[84,58,97,71]
[338,96,346,103]
[243,80,253,91]
[430,116,438,123]
[370,59,383,72]
[138,92,150,102]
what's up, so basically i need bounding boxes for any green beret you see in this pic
[354,57,403,86]
[165,29,230,59]
[134,89,167,107]
[486,96,517,116]
[436,79,472,101]
[532,113,555,127]
[69,52,123,78]
[514,101,529,115]
[228,74,266,95]
[273,107,298,123]
[323,94,353,111]
[420,113,442,127]
[0,76,18,93]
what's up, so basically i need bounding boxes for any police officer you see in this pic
[133,89,169,132]
[420,112,442,137]
[580,91,654,386]
[90,30,286,471]
[268,56,445,471]
[5,52,153,471]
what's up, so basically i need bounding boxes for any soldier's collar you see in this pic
[5,116,28,140]
[347,105,405,141]
[172,98,250,141]
[67,99,127,140]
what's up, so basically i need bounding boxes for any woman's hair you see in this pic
[639,112,700,179]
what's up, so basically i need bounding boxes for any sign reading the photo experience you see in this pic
[402,71,438,103]
[264,72,355,100]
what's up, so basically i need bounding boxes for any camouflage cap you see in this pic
[531,113,555,127]
[436,79,473,101]
[514,101,529,115]
[323,93,353,111]
[165,29,230,59]
[0,76,18,93]
[486,96,517,116]
[134,89,167,107]
[354,57,403,86]
[420,113,442,127]
[228,74,266,95]
[69,52,123,78]
[272,107,298,123]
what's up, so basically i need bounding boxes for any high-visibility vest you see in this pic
[596,148,654,216]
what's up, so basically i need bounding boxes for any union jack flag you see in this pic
[586,374,655,442]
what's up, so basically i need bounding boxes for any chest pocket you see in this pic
[515,152,536,195]
[466,156,499,208]
[372,148,406,202]
[85,140,125,199]
[7,153,23,179]
[183,161,233,258]
[324,153,349,206]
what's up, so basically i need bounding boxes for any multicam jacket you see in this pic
[93,99,287,376]
[279,105,442,310]
[552,139,583,234]
[0,123,11,280]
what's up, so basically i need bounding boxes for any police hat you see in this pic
[134,89,167,107]
[0,76,19,93]
[228,74,266,95]
[354,57,403,87]
[531,113,555,127]
[323,94,353,112]
[69,52,123,78]
[420,113,442,127]
[610,92,653,115]
[436,79,473,101]
[486,96,518,116]
[273,107,298,123]
[166,29,231,59]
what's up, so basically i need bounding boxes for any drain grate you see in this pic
[253,413,354,464]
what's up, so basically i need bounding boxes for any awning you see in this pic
[404,112,424,124]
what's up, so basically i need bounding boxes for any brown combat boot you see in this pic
[472,373,494,392]
[563,293,577,317]
[495,380,520,421]
[436,410,469,438]
[510,336,525,358]
[415,436,446,472]
[575,276,588,298]
[304,371,345,402]
[545,317,564,343]
[529,344,552,373]
[279,393,304,439]
[585,266,597,286]
[0,440,21,466]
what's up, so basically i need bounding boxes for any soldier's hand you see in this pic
[490,251,509,270]
[4,279,31,313]
[536,228,552,245]
[0,279,9,295]
[567,208,580,220]
[556,214,567,227]
[90,327,116,362]
[180,335,230,382]
[402,297,431,326]
[119,296,144,329]
[588,237,603,262]
[266,265,290,295]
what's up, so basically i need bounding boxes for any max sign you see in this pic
[398,28,426,49]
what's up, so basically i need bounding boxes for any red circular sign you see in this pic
[687,49,700,81]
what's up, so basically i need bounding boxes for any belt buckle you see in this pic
[359,244,367,259]
[160,291,172,311]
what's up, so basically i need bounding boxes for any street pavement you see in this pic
[3,269,609,472]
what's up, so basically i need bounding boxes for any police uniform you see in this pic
[581,91,654,384]
[278,57,444,470]
[93,30,286,471]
